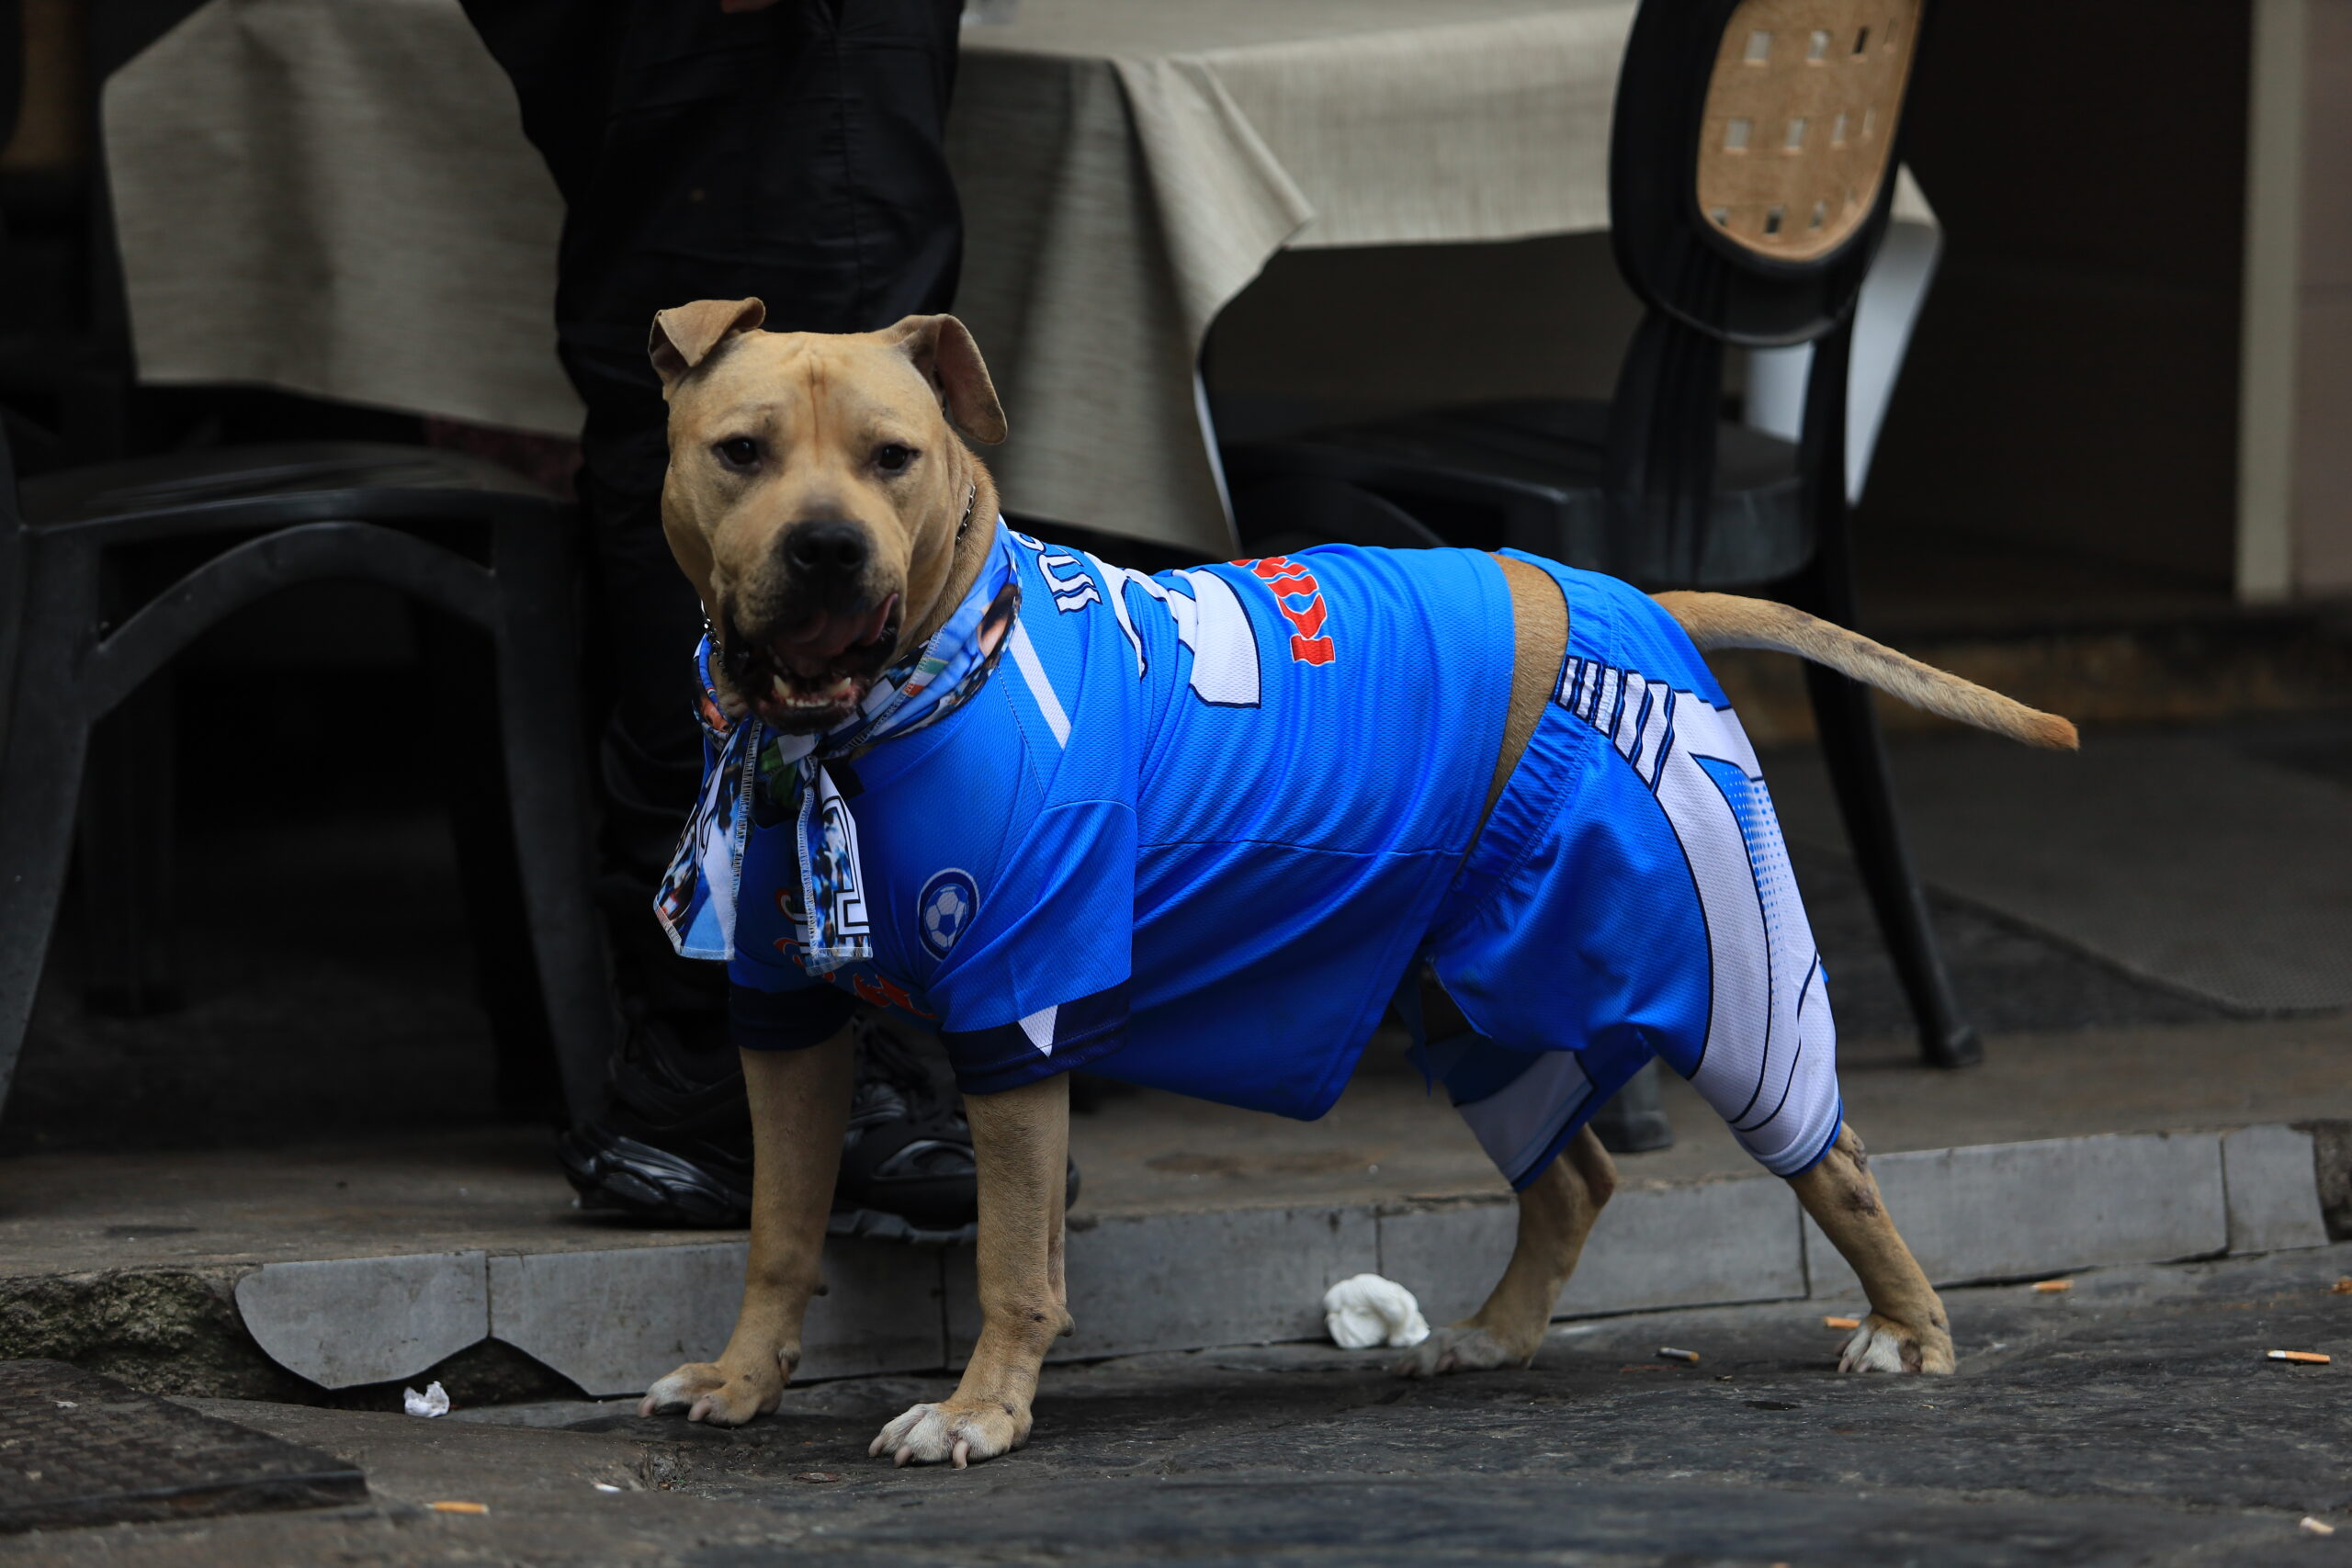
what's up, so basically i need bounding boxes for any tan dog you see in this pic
[636,299,2075,1467]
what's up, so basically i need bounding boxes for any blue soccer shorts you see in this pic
[1408,555,1843,1187]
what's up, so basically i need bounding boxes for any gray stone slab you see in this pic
[1375,1201,1518,1328]
[1565,1176,1810,1315]
[233,1250,487,1389]
[1378,1177,1808,1328]
[945,1206,1379,1362]
[1374,1175,1806,1335]
[488,1240,944,1396]
[2221,1124,2331,1253]
[1804,1132,2229,1300]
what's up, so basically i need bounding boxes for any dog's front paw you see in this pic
[869,1397,1028,1469]
[639,1358,787,1426]
[1391,1325,1532,1379]
[1837,1314,1955,1376]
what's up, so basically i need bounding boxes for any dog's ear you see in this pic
[649,299,767,389]
[885,314,1007,445]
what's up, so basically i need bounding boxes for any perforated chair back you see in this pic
[1603,0,1928,577]
[1695,1,1922,265]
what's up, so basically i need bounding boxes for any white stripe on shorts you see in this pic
[1564,667,1842,1176]
[1453,1050,1597,1188]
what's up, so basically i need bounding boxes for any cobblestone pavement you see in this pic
[9,1246,2349,1566]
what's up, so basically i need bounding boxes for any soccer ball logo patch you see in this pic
[917,869,979,958]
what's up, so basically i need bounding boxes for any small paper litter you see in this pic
[403,1382,451,1418]
[1322,1274,1430,1349]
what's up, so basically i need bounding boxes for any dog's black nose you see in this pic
[785,520,870,580]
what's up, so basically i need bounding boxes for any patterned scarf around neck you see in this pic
[655,522,1021,971]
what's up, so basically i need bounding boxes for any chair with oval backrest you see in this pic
[1221,0,1981,1084]
[0,433,619,1128]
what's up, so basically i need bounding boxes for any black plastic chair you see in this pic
[0,436,617,1123]
[1224,0,1980,1072]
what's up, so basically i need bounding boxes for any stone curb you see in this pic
[216,1123,2337,1396]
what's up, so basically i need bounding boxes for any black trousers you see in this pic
[447,1,963,1108]
[462,0,965,878]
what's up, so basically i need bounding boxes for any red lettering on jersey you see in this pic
[1231,557,1340,666]
[851,972,936,1020]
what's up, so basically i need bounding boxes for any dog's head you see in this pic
[650,299,1007,733]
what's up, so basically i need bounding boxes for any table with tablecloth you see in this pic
[104,0,1931,556]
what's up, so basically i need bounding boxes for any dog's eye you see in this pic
[714,437,759,471]
[874,443,916,474]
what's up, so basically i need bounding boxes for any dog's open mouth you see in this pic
[732,593,901,731]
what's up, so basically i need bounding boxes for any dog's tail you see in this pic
[1655,591,2079,751]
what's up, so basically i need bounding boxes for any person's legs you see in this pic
[460,0,971,1225]
[469,0,965,870]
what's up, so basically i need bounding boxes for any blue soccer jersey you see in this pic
[725,533,1518,1120]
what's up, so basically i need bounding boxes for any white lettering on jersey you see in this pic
[1168,570,1261,706]
[1008,530,1103,613]
[1095,565,1263,708]
[1082,551,1148,677]
[1016,534,1267,710]
[1041,555,1101,612]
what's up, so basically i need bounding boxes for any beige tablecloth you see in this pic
[106,0,1925,552]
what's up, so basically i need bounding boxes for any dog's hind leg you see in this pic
[1790,1123,1953,1373]
[1395,1128,1616,1376]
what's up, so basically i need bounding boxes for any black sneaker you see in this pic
[831,1017,987,1244]
[561,1013,1080,1241]
[557,1008,758,1227]
[559,1013,990,1240]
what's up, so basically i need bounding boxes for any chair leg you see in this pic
[76,672,182,1016]
[415,604,561,1122]
[1783,336,1979,1072]
[491,519,617,1128]
[1800,658,1982,1069]
[0,671,99,1117]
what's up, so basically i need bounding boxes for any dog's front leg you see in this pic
[1790,1124,1955,1374]
[641,1029,854,1424]
[872,1072,1071,1468]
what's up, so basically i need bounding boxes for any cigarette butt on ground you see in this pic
[2267,1349,2332,1365]
[428,1501,490,1515]
[2032,1280,2073,1293]
[2303,1516,2336,1536]
[1657,1347,1701,1364]
[2331,1278,2352,1295]
[1823,1315,1861,1331]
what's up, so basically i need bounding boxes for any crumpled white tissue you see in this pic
[402,1381,451,1418]
[1323,1273,1430,1349]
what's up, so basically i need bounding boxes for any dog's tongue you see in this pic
[776,595,898,675]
